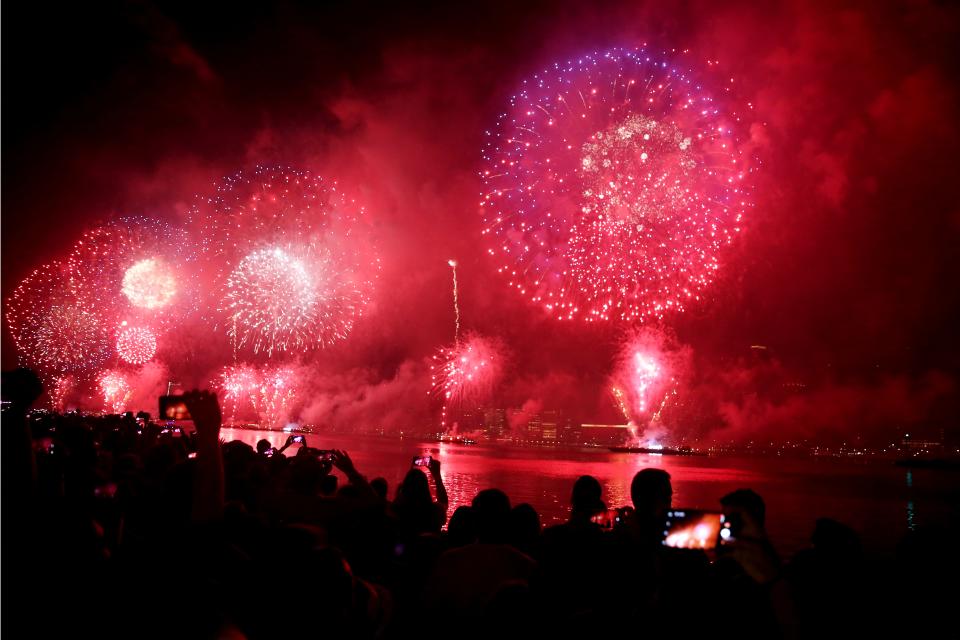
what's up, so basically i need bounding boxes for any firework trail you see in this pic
[190,166,379,356]
[448,259,460,343]
[482,46,756,322]
[430,334,503,430]
[5,261,112,375]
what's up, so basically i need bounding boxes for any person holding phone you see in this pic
[394,454,448,539]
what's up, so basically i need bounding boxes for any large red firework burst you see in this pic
[481,46,757,322]
[5,261,112,375]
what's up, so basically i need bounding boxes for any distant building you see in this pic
[540,410,559,442]
[580,423,630,446]
[483,407,507,440]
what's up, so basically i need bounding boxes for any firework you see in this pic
[251,366,298,429]
[98,369,132,413]
[216,364,298,427]
[610,328,686,425]
[5,262,112,374]
[217,364,259,423]
[121,257,178,309]
[116,324,157,364]
[430,334,503,430]
[191,166,379,355]
[448,259,460,342]
[481,46,756,321]
[221,246,367,356]
[49,375,75,412]
[67,217,195,331]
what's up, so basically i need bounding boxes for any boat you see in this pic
[608,445,701,456]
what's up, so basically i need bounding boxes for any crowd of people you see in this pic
[3,368,957,638]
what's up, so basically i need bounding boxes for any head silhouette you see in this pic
[472,489,512,543]
[631,468,672,521]
[570,475,605,521]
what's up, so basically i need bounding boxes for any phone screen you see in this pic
[159,396,191,420]
[413,455,432,467]
[662,510,723,549]
[292,435,306,444]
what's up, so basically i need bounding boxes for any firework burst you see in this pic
[98,369,132,413]
[67,216,195,332]
[217,364,259,423]
[610,327,687,427]
[116,324,157,364]
[430,334,503,430]
[5,261,112,374]
[481,46,756,321]
[251,366,298,429]
[191,166,379,356]
[220,246,365,356]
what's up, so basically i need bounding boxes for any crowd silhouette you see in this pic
[3,368,957,639]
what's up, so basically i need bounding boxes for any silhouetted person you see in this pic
[370,476,388,501]
[713,488,782,638]
[394,457,448,539]
[537,475,615,631]
[509,502,541,556]
[255,438,272,455]
[423,489,535,626]
[447,505,476,547]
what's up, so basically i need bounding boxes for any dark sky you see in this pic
[4,0,959,442]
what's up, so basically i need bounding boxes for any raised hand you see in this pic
[182,390,221,440]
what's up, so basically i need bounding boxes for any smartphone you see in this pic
[412,455,432,467]
[591,509,619,529]
[291,435,306,444]
[316,449,335,462]
[159,395,191,420]
[662,509,724,549]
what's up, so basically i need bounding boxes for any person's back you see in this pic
[422,489,535,622]
[536,475,613,626]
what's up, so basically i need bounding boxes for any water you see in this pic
[222,428,958,557]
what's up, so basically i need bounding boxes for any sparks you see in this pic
[481,46,756,322]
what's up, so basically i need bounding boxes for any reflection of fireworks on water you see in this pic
[221,246,364,356]
[5,262,111,374]
[67,217,194,331]
[482,47,756,321]
[116,325,157,364]
[430,334,503,430]
[217,364,259,423]
[50,375,75,412]
[99,370,132,413]
[191,166,379,354]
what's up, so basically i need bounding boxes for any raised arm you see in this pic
[183,390,224,523]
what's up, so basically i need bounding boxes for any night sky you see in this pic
[4,0,959,443]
